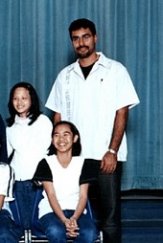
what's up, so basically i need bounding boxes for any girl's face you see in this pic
[12,87,31,118]
[52,124,78,154]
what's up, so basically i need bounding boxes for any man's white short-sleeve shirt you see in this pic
[46,52,140,161]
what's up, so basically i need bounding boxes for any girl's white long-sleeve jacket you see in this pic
[7,114,53,181]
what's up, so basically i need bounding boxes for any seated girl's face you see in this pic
[12,87,31,118]
[52,124,78,153]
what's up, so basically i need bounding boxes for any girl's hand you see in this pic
[70,217,78,229]
[65,217,79,238]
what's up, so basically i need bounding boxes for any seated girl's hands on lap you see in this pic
[64,218,79,238]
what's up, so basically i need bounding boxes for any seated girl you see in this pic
[33,121,99,243]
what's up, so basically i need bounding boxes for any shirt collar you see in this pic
[72,52,112,72]
[96,52,112,69]
[14,114,31,125]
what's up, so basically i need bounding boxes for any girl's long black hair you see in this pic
[7,82,41,127]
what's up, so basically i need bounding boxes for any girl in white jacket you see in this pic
[6,82,53,230]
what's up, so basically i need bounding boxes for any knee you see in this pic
[79,226,98,242]
[0,230,16,242]
[46,224,66,241]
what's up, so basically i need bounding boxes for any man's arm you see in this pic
[109,106,129,152]
[53,112,61,124]
[101,106,129,173]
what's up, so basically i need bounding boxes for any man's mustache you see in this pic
[77,46,89,50]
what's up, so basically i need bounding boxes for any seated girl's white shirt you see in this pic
[38,156,85,218]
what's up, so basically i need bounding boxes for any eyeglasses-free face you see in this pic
[71,27,97,59]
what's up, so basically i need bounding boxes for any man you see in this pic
[45,18,140,243]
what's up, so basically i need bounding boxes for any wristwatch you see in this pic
[108,148,117,155]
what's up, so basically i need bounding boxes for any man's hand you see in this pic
[101,151,117,173]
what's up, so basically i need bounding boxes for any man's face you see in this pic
[71,27,97,58]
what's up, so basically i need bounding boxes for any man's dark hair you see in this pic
[69,18,96,40]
